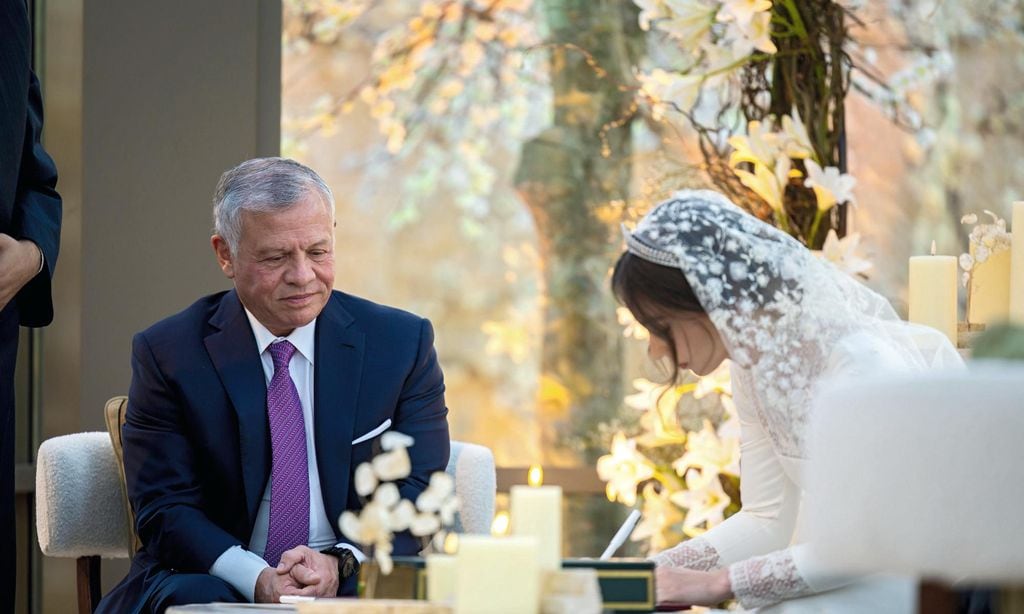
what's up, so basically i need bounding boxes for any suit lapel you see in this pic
[204,290,269,530]
[314,294,364,525]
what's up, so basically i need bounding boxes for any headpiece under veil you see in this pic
[624,190,961,457]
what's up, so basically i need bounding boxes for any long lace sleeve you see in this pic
[651,369,800,568]
[728,548,813,608]
[651,535,722,570]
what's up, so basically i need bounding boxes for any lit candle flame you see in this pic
[931,240,937,256]
[443,532,459,554]
[527,465,543,487]
[490,510,510,536]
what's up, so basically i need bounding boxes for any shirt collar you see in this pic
[243,308,317,365]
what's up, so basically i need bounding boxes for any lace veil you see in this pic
[624,190,961,457]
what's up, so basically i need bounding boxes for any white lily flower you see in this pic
[672,420,741,476]
[634,0,666,31]
[596,432,655,506]
[820,230,873,277]
[734,10,776,55]
[638,69,702,118]
[781,109,814,159]
[669,469,731,536]
[728,119,780,167]
[657,0,716,49]
[373,446,412,481]
[354,462,378,497]
[735,157,787,213]
[381,431,415,451]
[804,159,856,211]
[718,0,772,29]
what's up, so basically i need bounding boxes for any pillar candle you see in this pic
[426,554,456,603]
[909,244,958,344]
[455,535,540,614]
[968,243,1011,325]
[510,485,562,572]
[1010,201,1024,323]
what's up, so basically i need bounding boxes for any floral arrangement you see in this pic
[958,210,1012,322]
[339,431,459,575]
[597,354,741,553]
[632,0,865,248]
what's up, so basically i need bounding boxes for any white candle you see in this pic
[1010,201,1024,323]
[426,554,456,603]
[510,484,562,572]
[909,242,958,344]
[968,242,1011,325]
[455,535,540,614]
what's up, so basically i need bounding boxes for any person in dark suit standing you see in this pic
[0,0,62,610]
[97,158,450,613]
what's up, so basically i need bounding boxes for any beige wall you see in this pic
[32,1,280,611]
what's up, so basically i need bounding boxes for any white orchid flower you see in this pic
[416,472,455,512]
[375,540,394,575]
[354,462,378,497]
[439,496,460,526]
[389,499,416,532]
[804,159,856,211]
[381,431,415,451]
[410,512,442,537]
[373,446,412,481]
[374,482,400,508]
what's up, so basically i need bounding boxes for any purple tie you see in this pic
[263,340,310,567]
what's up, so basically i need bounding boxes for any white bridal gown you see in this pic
[623,190,962,611]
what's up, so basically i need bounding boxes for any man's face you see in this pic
[212,194,335,336]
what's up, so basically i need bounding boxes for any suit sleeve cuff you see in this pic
[209,545,270,603]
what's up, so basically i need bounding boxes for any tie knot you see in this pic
[269,340,296,371]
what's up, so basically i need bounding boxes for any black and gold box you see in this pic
[377,556,655,613]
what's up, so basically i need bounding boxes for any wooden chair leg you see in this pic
[77,556,101,614]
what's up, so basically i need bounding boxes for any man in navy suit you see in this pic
[1,1,62,610]
[98,158,450,613]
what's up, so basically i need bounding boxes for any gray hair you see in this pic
[213,157,335,253]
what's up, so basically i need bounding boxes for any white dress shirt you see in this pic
[208,310,358,601]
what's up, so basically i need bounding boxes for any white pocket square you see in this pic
[352,419,392,445]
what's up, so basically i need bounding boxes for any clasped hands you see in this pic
[255,545,340,603]
[0,234,42,312]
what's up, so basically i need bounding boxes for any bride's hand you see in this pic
[655,566,732,606]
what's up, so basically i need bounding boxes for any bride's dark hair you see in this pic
[611,251,705,377]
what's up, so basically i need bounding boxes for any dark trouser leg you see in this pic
[0,302,19,614]
[145,573,245,614]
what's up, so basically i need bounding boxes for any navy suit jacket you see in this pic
[98,290,450,613]
[0,0,61,326]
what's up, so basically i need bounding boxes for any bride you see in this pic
[613,190,961,610]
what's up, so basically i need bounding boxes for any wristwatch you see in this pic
[319,544,361,580]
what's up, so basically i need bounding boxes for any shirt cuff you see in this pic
[34,242,44,275]
[335,542,366,563]
[209,545,270,603]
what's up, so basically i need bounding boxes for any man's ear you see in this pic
[211,235,235,279]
